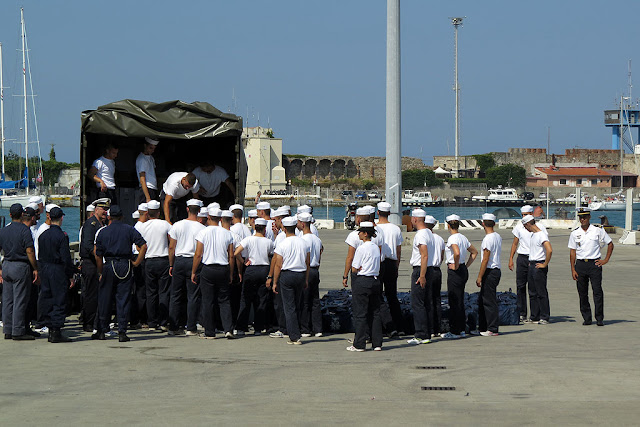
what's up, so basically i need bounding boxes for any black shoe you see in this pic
[50,329,72,343]
[91,331,106,340]
[12,334,35,341]
[27,329,41,338]
[597,321,604,326]
[582,320,592,325]
[130,323,142,330]
[119,333,130,342]
[48,332,52,342]
[82,325,94,333]
[4,334,12,340]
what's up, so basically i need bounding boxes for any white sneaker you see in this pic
[185,331,198,336]
[373,346,382,351]
[407,337,431,345]
[269,331,284,338]
[105,331,117,338]
[0,321,3,328]
[346,345,364,352]
[35,326,49,333]
[441,332,461,339]
[301,333,311,338]
[314,332,323,337]
[480,331,499,337]
[225,331,235,339]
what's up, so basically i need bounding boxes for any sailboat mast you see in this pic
[0,42,5,180]
[21,8,29,195]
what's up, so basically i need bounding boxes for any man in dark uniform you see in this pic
[79,198,109,332]
[37,207,75,343]
[93,205,147,342]
[0,204,40,340]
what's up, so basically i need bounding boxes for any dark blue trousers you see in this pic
[447,264,468,335]
[236,265,270,332]
[200,264,231,336]
[2,260,31,336]
[169,256,200,331]
[279,270,305,341]
[145,257,170,328]
[478,268,501,333]
[516,254,530,318]
[38,263,68,329]
[352,275,383,350]
[301,267,322,335]
[528,261,550,321]
[411,266,432,340]
[98,259,133,334]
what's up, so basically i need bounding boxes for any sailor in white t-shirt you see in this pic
[475,213,502,336]
[407,209,435,345]
[424,215,445,338]
[342,207,385,288]
[136,137,159,203]
[297,212,324,337]
[192,207,235,339]
[161,172,200,225]
[167,199,205,335]
[346,221,383,352]
[230,204,251,241]
[192,160,236,206]
[256,202,275,241]
[197,207,208,225]
[568,208,614,326]
[139,200,172,331]
[247,209,258,233]
[295,205,319,237]
[272,216,310,345]
[522,215,553,324]
[130,203,150,328]
[88,143,119,205]
[508,205,548,323]
[441,214,478,339]
[234,218,275,336]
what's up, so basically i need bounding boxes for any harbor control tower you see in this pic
[604,103,640,150]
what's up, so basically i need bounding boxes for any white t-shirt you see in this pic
[230,222,251,242]
[239,235,274,266]
[192,166,229,198]
[512,222,547,255]
[196,226,233,265]
[92,156,116,189]
[529,230,550,262]
[295,224,319,237]
[133,220,146,254]
[568,224,612,260]
[376,222,403,261]
[481,232,502,269]
[263,219,275,241]
[429,232,445,267]
[274,235,310,272]
[169,219,206,257]
[274,230,286,249]
[352,240,381,276]
[34,222,50,260]
[345,227,386,261]
[136,153,157,190]
[162,172,200,199]
[445,233,470,264]
[301,233,323,267]
[410,228,433,267]
[140,219,171,258]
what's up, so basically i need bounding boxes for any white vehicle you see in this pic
[471,186,523,202]
[556,193,588,203]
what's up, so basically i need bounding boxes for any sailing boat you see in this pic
[0,8,45,208]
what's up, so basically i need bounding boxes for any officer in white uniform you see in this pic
[167,199,205,335]
[161,172,200,224]
[407,209,435,345]
[522,215,553,324]
[297,212,323,338]
[234,218,275,336]
[272,216,310,345]
[568,208,613,326]
[140,200,172,331]
[136,137,159,203]
[475,213,502,336]
[192,207,235,339]
[508,205,548,323]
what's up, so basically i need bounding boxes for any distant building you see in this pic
[527,165,638,188]
[242,127,286,197]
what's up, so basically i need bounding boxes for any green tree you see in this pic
[473,153,495,173]
[485,164,526,188]
[266,129,274,138]
[402,168,442,189]
[49,145,56,161]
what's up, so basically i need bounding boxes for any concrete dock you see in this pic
[1,228,638,425]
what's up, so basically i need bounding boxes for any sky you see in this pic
[0,0,638,165]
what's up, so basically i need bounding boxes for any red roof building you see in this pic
[528,166,638,188]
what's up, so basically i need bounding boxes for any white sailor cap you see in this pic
[255,218,268,226]
[86,204,95,212]
[520,205,534,213]
[45,203,60,213]
[363,205,376,214]
[411,208,427,218]
[229,204,243,212]
[137,203,148,211]
[521,215,535,224]
[144,137,159,146]
[356,207,369,216]
[358,221,375,231]
[282,216,298,227]
[247,209,258,218]
[208,207,222,217]
[198,207,208,218]
[207,202,221,210]
[425,215,437,225]
[297,212,312,223]
[446,214,461,222]
[482,213,497,222]
[273,207,288,217]
[256,202,271,210]
[26,203,39,211]
[29,196,43,204]
[281,205,291,212]
[377,202,391,212]
[132,211,140,219]
[147,200,161,210]
[221,210,233,218]
[297,205,312,214]
[187,199,203,207]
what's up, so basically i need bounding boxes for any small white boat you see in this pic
[589,199,640,211]
[556,193,589,203]
[402,190,434,204]
[471,186,523,202]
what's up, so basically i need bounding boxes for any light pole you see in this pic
[386,0,402,224]
[451,17,465,178]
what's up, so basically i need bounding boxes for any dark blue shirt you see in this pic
[0,220,34,262]
[79,216,104,259]
[95,221,146,259]
[38,225,75,278]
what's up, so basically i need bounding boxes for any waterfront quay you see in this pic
[1,229,638,425]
